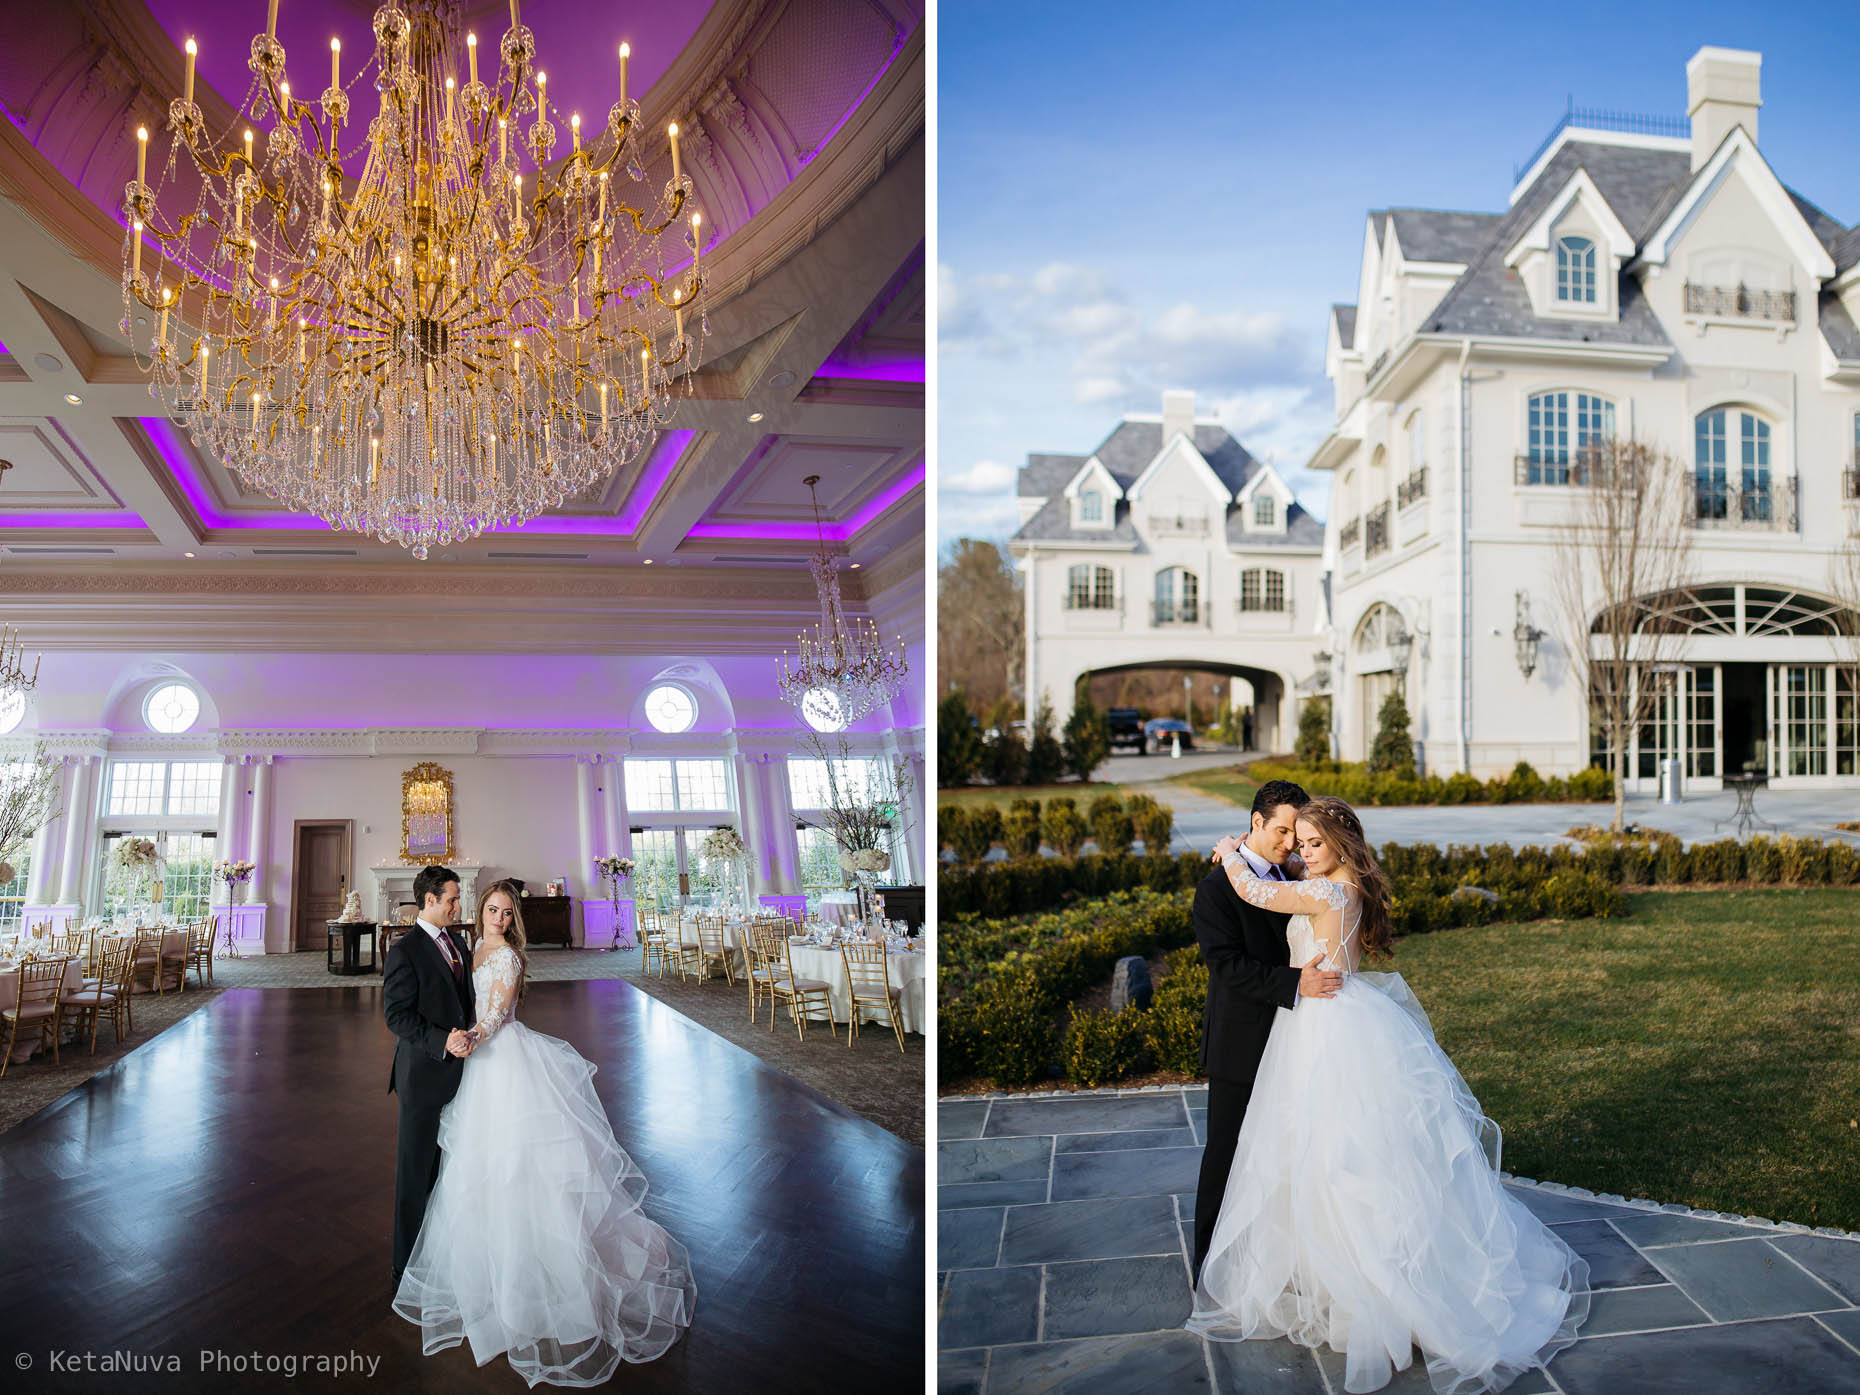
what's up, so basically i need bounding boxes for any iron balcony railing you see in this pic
[1683,281,1796,323]
[1150,601,1205,627]
[1236,592,1293,617]
[1692,474,1798,533]
[1366,349,1390,381]
[1063,592,1119,612]
[1513,100,1689,182]
[1514,445,1616,487]
[1337,516,1361,549]
[1364,502,1391,558]
[1842,465,1860,502]
[1397,467,1428,508]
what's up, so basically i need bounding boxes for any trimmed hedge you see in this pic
[1062,1004,1147,1087]
[1244,758,1615,807]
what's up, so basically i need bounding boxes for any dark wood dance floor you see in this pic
[0,981,924,1392]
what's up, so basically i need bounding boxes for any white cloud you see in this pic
[1073,376,1127,406]
[941,457,1017,494]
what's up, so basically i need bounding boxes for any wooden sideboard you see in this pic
[519,895,572,948]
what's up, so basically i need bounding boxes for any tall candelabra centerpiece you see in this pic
[212,858,256,958]
[799,733,911,929]
[593,854,634,952]
[121,0,708,556]
[697,827,749,912]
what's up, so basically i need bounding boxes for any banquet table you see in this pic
[819,892,861,928]
[0,956,84,1062]
[104,929,191,994]
[672,917,752,975]
[785,939,926,1037]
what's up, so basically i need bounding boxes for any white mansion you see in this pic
[1010,390,1327,748]
[1311,46,1860,789]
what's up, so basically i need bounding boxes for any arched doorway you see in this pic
[1073,659,1294,754]
[1351,603,1408,762]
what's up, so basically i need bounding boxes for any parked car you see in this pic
[1144,717,1194,752]
[1107,707,1146,752]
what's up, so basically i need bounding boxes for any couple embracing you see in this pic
[384,866,695,1387]
[1187,780,1590,1394]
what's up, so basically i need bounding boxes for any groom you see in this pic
[384,864,474,1285]
[1190,779,1340,1281]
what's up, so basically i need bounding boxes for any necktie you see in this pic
[439,932,462,980]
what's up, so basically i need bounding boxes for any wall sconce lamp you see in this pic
[1514,591,1546,679]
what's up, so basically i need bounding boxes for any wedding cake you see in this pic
[337,890,366,923]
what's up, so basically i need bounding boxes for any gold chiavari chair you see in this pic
[0,954,73,1076]
[58,938,134,1055]
[157,926,189,994]
[693,915,735,985]
[772,933,835,1045]
[661,911,701,981]
[744,925,789,1025]
[189,915,218,987]
[131,927,166,995]
[840,941,906,1051]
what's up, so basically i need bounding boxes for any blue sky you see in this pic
[936,0,1860,548]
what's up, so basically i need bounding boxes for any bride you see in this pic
[1189,797,1588,1395]
[392,880,695,1386]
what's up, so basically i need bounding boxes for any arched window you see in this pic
[1079,488,1104,524]
[1525,390,1614,485]
[1556,236,1596,304]
[1239,568,1287,613]
[643,683,697,734]
[1066,563,1116,610]
[1407,410,1426,472]
[1252,493,1276,528]
[1153,567,1199,626]
[143,682,200,734]
[1694,407,1772,523]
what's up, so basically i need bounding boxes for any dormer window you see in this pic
[1080,488,1104,524]
[1252,494,1276,528]
[1556,236,1596,304]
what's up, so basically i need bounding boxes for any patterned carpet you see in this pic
[0,948,924,1145]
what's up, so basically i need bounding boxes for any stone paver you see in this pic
[937,1085,1860,1393]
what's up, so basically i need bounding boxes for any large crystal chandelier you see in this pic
[121,0,707,557]
[776,475,908,729]
[0,623,39,700]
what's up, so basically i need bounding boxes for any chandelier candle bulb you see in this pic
[445,76,454,126]
[136,125,147,185]
[184,38,196,106]
[330,38,339,93]
[572,113,580,154]
[692,210,701,265]
[198,342,208,394]
[597,171,608,226]
[467,32,477,86]
[509,0,519,31]
[499,117,507,164]
[131,220,142,278]
[619,43,629,108]
[669,122,680,183]
[266,0,278,42]
[158,286,170,344]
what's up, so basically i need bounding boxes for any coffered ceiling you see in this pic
[0,0,924,658]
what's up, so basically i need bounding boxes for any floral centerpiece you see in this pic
[593,855,637,952]
[213,858,255,902]
[799,733,914,927]
[698,828,750,912]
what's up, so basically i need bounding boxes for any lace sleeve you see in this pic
[468,947,520,1045]
[1222,855,1354,919]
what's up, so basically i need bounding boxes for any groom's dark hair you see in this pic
[413,864,459,910]
[1251,780,1309,823]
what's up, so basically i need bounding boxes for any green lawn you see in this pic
[1162,763,1259,808]
[1393,889,1860,1229]
[937,781,1126,817]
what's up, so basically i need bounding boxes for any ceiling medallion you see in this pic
[775,475,907,729]
[122,0,708,557]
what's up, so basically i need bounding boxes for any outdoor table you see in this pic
[1716,772,1777,838]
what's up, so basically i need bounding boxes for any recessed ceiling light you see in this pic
[766,371,795,389]
[747,411,764,422]
[643,558,654,565]
[63,393,81,405]
[183,551,195,558]
[850,562,861,569]
[219,550,237,559]
[33,353,62,373]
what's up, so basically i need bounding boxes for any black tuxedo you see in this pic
[1191,859,1301,1278]
[384,924,474,1280]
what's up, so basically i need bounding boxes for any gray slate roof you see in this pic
[1835,225,1860,275]
[1821,293,1860,362]
[1333,304,1357,350]
[1382,209,1504,265]
[1013,420,1321,549]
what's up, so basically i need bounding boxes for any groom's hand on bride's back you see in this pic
[1298,954,1341,1000]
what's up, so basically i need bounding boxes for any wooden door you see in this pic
[293,823,351,951]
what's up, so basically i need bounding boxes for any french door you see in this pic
[628,826,743,912]
[1635,666,1718,780]
[1769,665,1839,778]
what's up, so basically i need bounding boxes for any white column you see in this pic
[575,759,597,897]
[1021,554,1038,722]
[731,754,765,896]
[213,759,240,881]
[25,762,64,903]
[57,757,95,906]
[758,755,801,894]
[602,757,629,860]
[246,757,273,904]
[902,751,927,882]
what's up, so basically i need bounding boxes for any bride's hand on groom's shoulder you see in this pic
[1210,835,1242,864]
[1284,855,1307,880]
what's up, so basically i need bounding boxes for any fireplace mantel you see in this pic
[366,862,487,921]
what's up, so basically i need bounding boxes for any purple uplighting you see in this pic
[612,429,694,535]
[142,416,330,530]
[813,353,925,383]
[684,461,923,542]
[0,511,148,530]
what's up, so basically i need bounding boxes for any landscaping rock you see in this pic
[1110,956,1153,1012]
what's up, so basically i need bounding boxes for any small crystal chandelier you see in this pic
[0,623,39,700]
[776,475,908,729]
[121,0,707,557]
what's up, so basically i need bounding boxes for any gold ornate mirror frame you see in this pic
[401,762,455,865]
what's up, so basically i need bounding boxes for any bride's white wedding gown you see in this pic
[392,945,695,1386]
[1187,870,1589,1394]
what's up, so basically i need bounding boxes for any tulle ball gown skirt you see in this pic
[1186,974,1589,1395]
[392,1020,696,1387]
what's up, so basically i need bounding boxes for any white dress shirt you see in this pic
[1235,840,1285,881]
[419,917,461,974]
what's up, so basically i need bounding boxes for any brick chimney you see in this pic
[1161,389,1196,446]
[1686,46,1761,172]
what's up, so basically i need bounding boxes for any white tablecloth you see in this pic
[672,918,751,975]
[785,941,925,1036]
[819,892,861,928]
[0,958,83,1061]
[108,930,190,993]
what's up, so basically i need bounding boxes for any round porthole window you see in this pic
[643,683,696,734]
[0,689,24,735]
[144,682,200,734]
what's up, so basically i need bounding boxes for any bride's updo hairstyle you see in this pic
[476,878,531,998]
[1299,797,1394,958]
